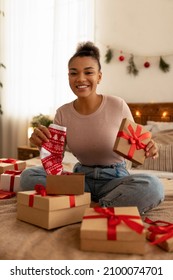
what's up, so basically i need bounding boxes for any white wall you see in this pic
[95,0,173,102]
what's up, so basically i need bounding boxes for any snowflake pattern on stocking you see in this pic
[40,124,67,175]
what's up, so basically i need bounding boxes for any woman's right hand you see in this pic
[30,125,51,147]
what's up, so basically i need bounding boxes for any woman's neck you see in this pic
[73,94,103,115]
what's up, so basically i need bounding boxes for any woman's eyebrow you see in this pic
[69,66,95,71]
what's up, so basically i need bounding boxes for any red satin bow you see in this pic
[145,217,173,245]
[0,158,18,170]
[83,207,144,240]
[4,170,22,192]
[117,124,150,159]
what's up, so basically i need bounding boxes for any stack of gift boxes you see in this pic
[1,119,173,253]
[0,158,26,197]
[17,174,91,230]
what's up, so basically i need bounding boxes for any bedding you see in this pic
[1,102,173,260]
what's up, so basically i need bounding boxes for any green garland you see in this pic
[104,47,172,76]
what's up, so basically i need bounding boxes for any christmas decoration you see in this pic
[105,47,113,63]
[127,55,139,76]
[103,44,173,76]
[144,61,150,68]
[159,56,170,73]
[119,55,125,62]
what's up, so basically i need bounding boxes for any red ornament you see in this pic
[119,55,125,61]
[144,61,150,68]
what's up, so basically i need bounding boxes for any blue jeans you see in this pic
[20,162,164,214]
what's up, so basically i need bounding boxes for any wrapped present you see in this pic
[17,185,91,229]
[0,158,26,174]
[113,118,151,165]
[145,217,173,252]
[0,170,22,192]
[46,173,85,195]
[80,206,146,254]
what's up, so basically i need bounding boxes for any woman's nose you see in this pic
[76,73,86,82]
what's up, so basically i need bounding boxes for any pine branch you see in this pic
[127,54,139,76]
[159,56,170,73]
[0,63,6,69]
[105,47,113,63]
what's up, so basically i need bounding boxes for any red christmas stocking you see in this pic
[40,124,67,175]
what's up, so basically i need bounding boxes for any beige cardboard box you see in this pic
[0,170,22,192]
[46,173,85,195]
[80,206,146,254]
[113,118,151,165]
[17,190,91,229]
[0,158,26,174]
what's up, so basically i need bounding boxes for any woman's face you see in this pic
[68,56,102,99]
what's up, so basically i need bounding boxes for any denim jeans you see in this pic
[20,161,164,214]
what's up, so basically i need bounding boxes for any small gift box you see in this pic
[46,173,85,195]
[145,217,173,252]
[80,206,146,254]
[17,185,91,229]
[0,170,22,192]
[113,118,151,165]
[0,158,26,174]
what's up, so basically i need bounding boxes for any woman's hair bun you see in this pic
[76,41,100,60]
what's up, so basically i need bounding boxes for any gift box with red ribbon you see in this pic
[46,173,85,195]
[145,217,173,252]
[113,118,152,165]
[80,206,146,254]
[17,185,91,229]
[0,170,22,192]
[0,158,26,174]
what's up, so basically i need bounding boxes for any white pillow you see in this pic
[143,124,153,132]
[147,121,173,134]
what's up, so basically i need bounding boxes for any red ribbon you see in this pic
[117,124,150,159]
[29,184,47,207]
[83,207,144,240]
[29,184,75,208]
[145,217,173,245]
[4,170,22,192]
[69,195,75,207]
[0,158,18,170]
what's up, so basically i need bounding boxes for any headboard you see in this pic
[128,103,173,125]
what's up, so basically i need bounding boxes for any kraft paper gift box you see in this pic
[0,158,26,174]
[145,217,173,252]
[17,187,91,229]
[113,118,151,165]
[0,170,22,192]
[46,173,85,195]
[80,206,146,254]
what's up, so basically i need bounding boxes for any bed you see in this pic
[0,102,173,260]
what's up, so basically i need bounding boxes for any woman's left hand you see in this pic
[145,139,159,159]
